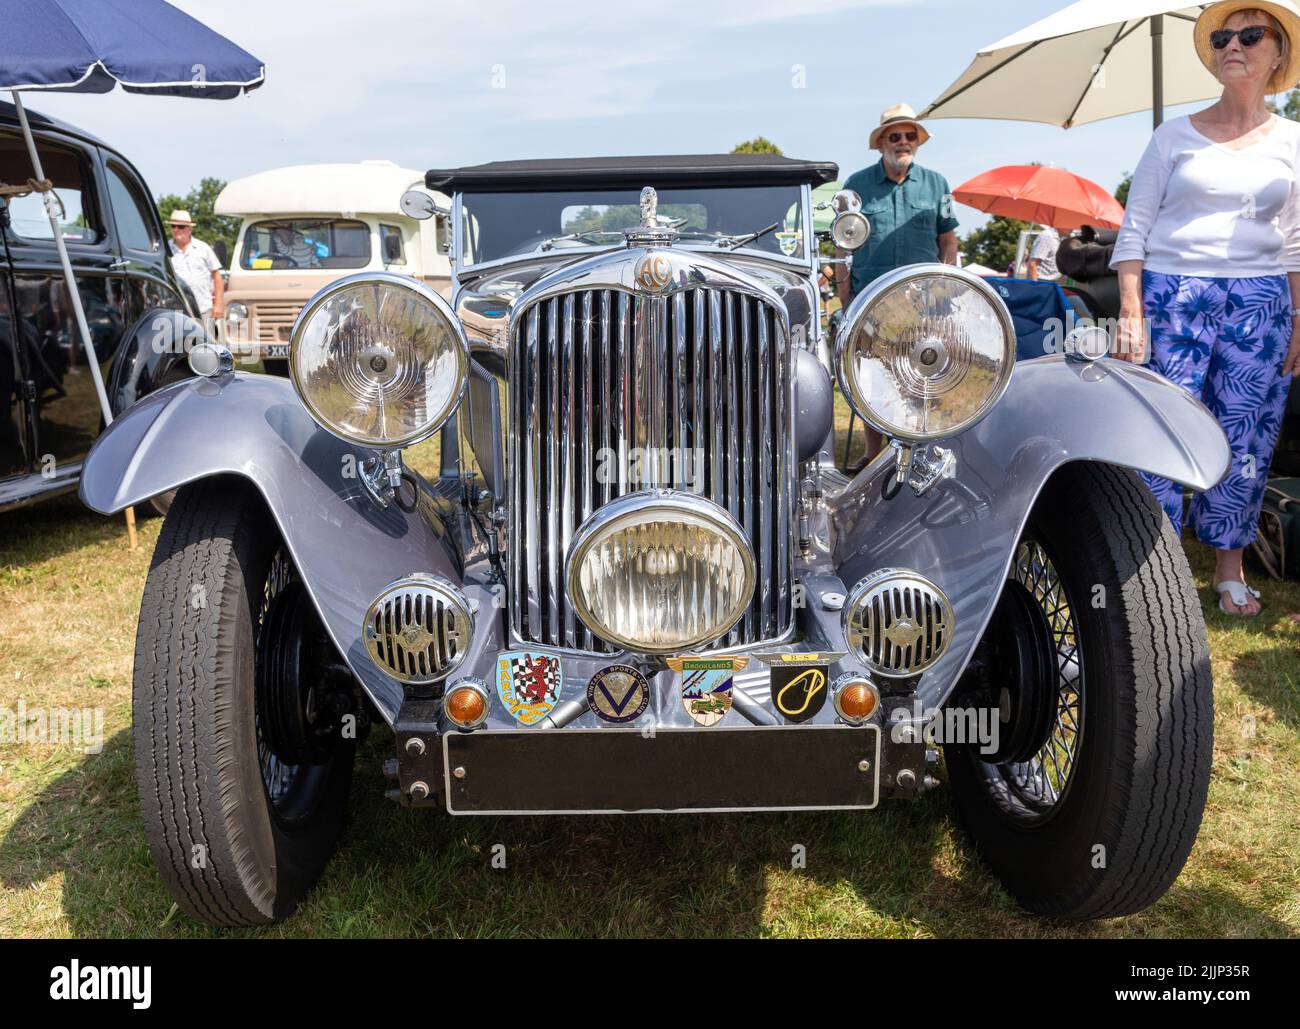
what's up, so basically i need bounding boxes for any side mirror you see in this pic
[212,239,229,267]
[401,189,450,221]
[831,189,862,214]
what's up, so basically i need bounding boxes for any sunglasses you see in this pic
[1210,25,1278,49]
[170,223,191,230]
[886,130,919,144]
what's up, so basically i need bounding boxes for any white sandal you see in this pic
[1214,579,1261,616]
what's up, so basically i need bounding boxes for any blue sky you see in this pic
[27,0,1213,231]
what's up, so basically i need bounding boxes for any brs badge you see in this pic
[756,652,844,723]
[497,651,562,725]
[587,664,650,724]
[670,656,745,727]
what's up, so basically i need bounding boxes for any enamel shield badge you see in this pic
[587,664,650,724]
[497,651,562,725]
[756,652,844,724]
[672,656,743,726]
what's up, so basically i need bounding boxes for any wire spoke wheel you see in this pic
[980,539,1084,821]
[256,549,303,808]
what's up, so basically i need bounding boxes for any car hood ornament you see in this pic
[624,185,676,248]
[640,185,658,227]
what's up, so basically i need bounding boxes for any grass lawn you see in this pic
[1,467,1298,937]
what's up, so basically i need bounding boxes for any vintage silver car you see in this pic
[81,154,1228,927]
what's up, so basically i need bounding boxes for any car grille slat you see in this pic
[510,282,792,654]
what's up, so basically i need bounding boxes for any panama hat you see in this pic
[167,209,195,226]
[1194,1,1300,93]
[869,103,931,150]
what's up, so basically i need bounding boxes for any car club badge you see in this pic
[669,656,747,727]
[587,664,650,724]
[756,652,845,723]
[497,651,562,726]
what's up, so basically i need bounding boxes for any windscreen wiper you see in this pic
[716,222,780,251]
[538,230,624,251]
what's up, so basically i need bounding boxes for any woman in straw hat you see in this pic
[1112,1,1300,615]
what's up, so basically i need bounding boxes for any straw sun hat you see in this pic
[868,103,931,150]
[1194,1,1300,93]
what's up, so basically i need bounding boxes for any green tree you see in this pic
[156,177,239,263]
[960,215,1032,272]
[731,137,783,155]
[1114,172,1132,207]
[1269,88,1300,119]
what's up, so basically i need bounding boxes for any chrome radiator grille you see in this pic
[508,284,794,653]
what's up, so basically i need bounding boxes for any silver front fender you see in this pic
[79,373,472,724]
[830,356,1229,709]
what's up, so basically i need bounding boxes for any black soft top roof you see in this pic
[426,154,838,193]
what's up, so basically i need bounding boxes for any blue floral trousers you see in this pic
[1141,270,1293,550]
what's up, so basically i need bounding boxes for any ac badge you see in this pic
[587,664,650,724]
[756,652,844,724]
[497,651,562,726]
[635,251,673,291]
[670,656,746,727]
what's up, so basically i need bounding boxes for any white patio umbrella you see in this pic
[921,2,1218,129]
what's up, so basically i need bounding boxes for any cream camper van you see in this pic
[215,161,451,371]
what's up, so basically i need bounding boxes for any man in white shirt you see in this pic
[167,209,224,329]
[1026,226,1061,281]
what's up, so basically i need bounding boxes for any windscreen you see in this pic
[459,185,805,265]
[239,218,371,270]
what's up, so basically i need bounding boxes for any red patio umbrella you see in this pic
[952,164,1125,230]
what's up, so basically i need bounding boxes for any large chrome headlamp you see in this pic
[835,264,1014,441]
[566,491,755,654]
[289,272,469,447]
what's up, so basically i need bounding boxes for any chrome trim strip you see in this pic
[757,302,772,635]
[674,290,689,496]
[740,296,754,629]
[525,304,542,636]
[456,242,813,280]
[560,293,576,646]
[709,289,723,502]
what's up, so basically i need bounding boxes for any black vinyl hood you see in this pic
[426,154,839,193]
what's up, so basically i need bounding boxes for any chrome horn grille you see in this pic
[844,569,953,677]
[363,575,473,684]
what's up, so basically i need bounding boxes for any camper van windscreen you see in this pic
[239,218,371,270]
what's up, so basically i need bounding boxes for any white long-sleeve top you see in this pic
[1110,114,1300,277]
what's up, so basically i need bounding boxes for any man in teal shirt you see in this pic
[837,103,960,307]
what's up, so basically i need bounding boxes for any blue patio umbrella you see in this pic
[0,0,264,427]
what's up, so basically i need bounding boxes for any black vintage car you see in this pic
[0,100,197,512]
